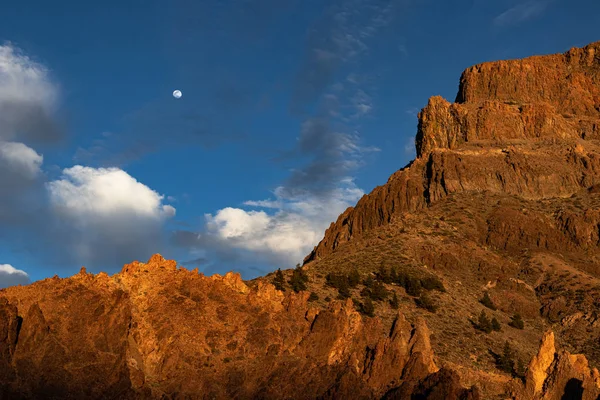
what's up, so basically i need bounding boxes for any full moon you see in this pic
[173,90,182,99]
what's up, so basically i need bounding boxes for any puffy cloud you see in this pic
[174,179,363,273]
[0,43,61,144]
[0,141,43,181]
[0,264,31,288]
[46,166,175,267]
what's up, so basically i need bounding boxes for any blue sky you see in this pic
[0,0,599,287]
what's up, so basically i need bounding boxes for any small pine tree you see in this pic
[390,267,398,284]
[273,269,286,291]
[477,310,493,333]
[415,292,438,313]
[289,266,308,293]
[390,292,399,309]
[361,298,375,317]
[498,341,515,373]
[406,277,422,297]
[480,292,497,310]
[370,281,389,301]
[508,313,525,329]
[363,276,374,288]
[515,358,526,379]
[308,292,319,302]
[491,317,502,332]
[348,269,361,288]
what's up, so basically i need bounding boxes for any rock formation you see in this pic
[304,40,600,264]
[3,41,600,399]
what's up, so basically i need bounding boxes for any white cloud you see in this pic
[0,43,60,143]
[0,264,30,288]
[203,179,363,265]
[0,141,43,180]
[47,166,175,222]
[46,166,175,265]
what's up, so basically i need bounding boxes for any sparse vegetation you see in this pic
[326,273,351,298]
[480,292,497,311]
[415,292,437,313]
[359,298,375,317]
[491,317,501,332]
[476,310,493,333]
[308,292,319,302]
[496,341,515,374]
[508,313,525,329]
[289,265,309,293]
[273,269,286,291]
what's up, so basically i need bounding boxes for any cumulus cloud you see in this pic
[0,43,61,144]
[172,180,363,275]
[0,264,31,289]
[0,141,43,182]
[46,166,175,267]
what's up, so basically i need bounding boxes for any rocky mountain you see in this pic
[2,41,600,399]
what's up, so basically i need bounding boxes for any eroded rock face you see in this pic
[522,331,600,400]
[305,41,600,264]
[0,255,465,399]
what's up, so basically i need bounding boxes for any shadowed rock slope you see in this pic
[3,41,600,399]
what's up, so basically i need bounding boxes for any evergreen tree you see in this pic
[415,292,438,313]
[390,292,399,309]
[348,269,361,288]
[515,358,526,379]
[491,317,502,332]
[480,292,497,310]
[498,341,515,373]
[273,269,286,291]
[370,281,389,301]
[477,310,493,333]
[289,266,308,293]
[308,292,319,302]
[406,277,422,297]
[509,313,525,329]
[363,275,374,288]
[390,267,398,284]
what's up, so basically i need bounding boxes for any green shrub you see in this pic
[477,310,493,333]
[508,313,524,329]
[289,266,308,293]
[491,317,501,332]
[273,269,286,291]
[497,341,515,373]
[415,293,437,313]
[421,276,446,292]
[308,292,319,302]
[370,281,389,301]
[480,292,497,311]
[406,277,422,297]
[348,269,361,288]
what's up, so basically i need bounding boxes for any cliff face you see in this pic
[304,41,600,264]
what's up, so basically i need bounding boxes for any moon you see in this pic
[173,90,182,99]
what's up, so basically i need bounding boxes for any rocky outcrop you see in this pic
[0,255,470,399]
[305,41,600,264]
[522,331,600,399]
